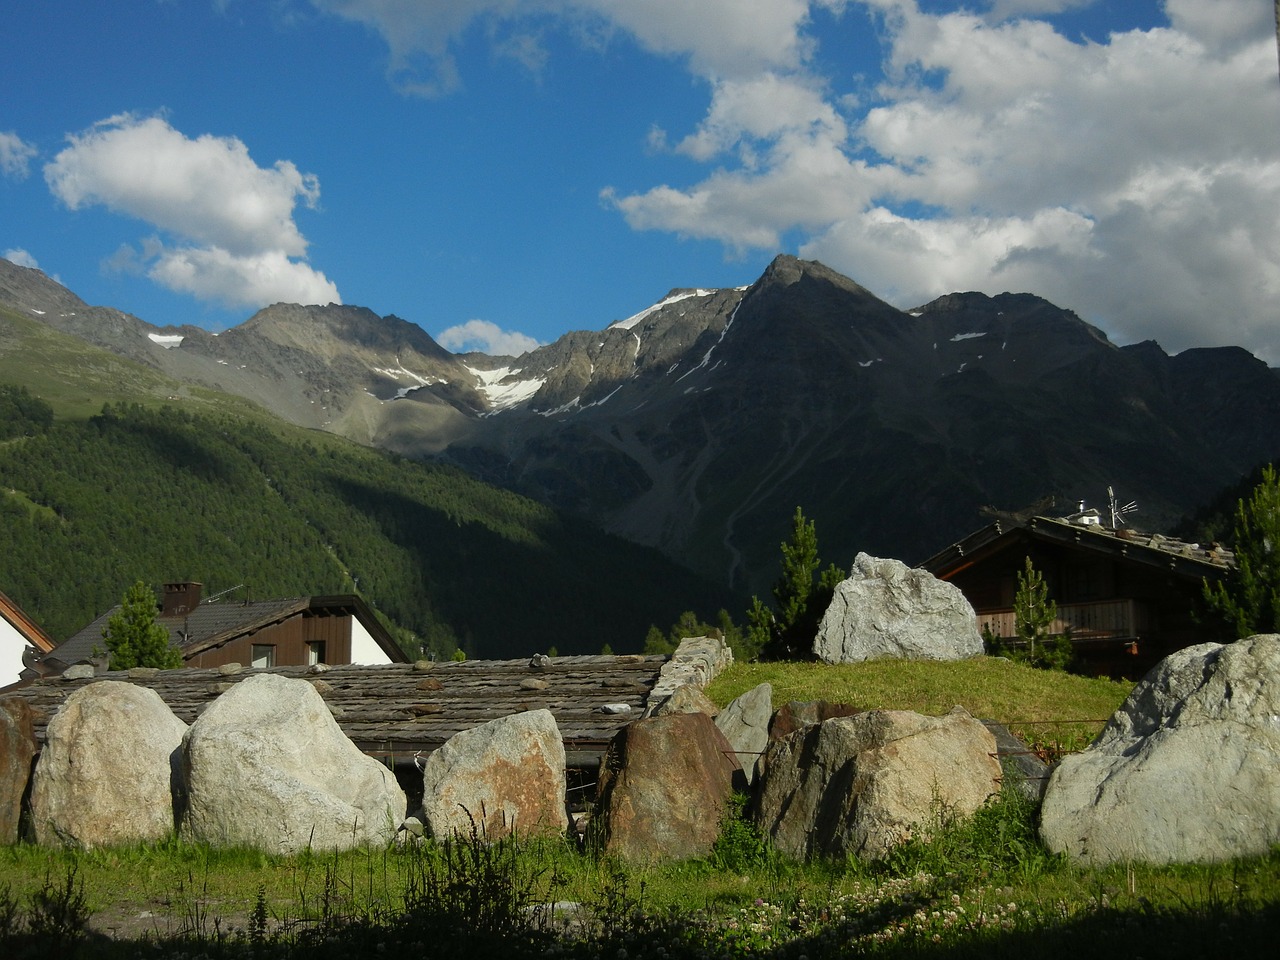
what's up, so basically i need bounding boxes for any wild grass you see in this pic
[706,656,1134,753]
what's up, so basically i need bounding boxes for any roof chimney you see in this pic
[161,582,203,618]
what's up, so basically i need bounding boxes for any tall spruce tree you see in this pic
[102,581,184,670]
[1203,464,1280,638]
[750,507,846,660]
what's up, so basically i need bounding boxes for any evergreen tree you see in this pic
[101,580,184,670]
[1203,464,1280,638]
[1012,555,1071,669]
[755,507,847,660]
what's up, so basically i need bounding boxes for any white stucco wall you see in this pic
[0,618,31,688]
[350,618,394,665]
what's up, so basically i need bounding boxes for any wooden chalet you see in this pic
[35,582,407,677]
[1,655,669,773]
[0,588,55,688]
[921,512,1232,678]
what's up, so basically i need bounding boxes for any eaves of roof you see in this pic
[0,589,55,653]
[921,516,1230,582]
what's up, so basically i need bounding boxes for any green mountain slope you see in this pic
[0,306,734,656]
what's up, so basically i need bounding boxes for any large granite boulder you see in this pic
[30,681,187,848]
[420,709,568,841]
[593,712,739,862]
[0,698,38,844]
[754,707,1000,860]
[181,674,406,853]
[813,553,983,663]
[1040,635,1280,865]
[714,683,772,784]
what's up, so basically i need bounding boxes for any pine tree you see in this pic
[101,581,184,670]
[1003,556,1073,670]
[1203,464,1280,638]
[756,507,847,660]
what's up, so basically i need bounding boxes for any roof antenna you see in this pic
[1108,485,1138,529]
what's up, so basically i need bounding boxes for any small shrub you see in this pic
[709,793,777,873]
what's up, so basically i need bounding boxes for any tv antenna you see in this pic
[1107,486,1138,529]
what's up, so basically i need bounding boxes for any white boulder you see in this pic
[180,674,405,853]
[1040,635,1280,865]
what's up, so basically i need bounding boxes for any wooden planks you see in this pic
[2,655,669,768]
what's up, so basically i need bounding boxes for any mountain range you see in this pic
[3,254,1278,597]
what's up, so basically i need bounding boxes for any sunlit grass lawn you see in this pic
[706,656,1133,753]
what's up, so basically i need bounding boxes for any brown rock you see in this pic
[594,712,740,862]
[0,698,38,844]
[768,700,863,740]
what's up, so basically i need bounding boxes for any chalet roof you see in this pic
[921,515,1232,581]
[0,588,55,653]
[47,594,406,669]
[0,655,670,769]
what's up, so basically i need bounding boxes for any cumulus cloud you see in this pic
[0,131,38,179]
[436,319,542,355]
[306,0,1280,362]
[2,248,41,269]
[308,0,846,94]
[44,114,339,309]
[608,0,1280,363]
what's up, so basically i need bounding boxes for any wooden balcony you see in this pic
[977,598,1150,643]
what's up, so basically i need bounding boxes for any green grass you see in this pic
[706,657,1134,753]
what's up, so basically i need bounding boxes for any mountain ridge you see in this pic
[3,253,1277,595]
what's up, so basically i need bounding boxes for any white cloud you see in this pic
[0,131,38,179]
[44,114,339,309]
[436,318,542,355]
[305,0,1280,362]
[608,0,1280,362]
[984,0,1094,22]
[147,246,340,310]
[2,248,41,269]
[308,0,847,94]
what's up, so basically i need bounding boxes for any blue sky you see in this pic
[2,1,1278,361]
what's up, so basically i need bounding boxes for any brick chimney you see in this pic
[161,582,203,618]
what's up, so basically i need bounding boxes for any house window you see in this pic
[307,641,326,666]
[251,644,275,669]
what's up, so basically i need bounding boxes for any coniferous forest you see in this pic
[0,387,734,658]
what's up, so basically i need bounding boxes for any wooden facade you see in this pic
[922,516,1231,678]
[185,609,359,669]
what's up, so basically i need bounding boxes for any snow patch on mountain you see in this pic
[610,289,715,332]
[468,364,546,412]
[148,333,184,348]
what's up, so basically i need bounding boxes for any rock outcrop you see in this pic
[0,698,38,844]
[419,709,568,840]
[1040,635,1280,865]
[180,674,405,853]
[30,681,187,848]
[813,553,983,663]
[714,683,772,784]
[594,712,740,862]
[754,707,1000,860]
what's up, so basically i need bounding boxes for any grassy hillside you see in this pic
[0,397,734,658]
[706,657,1134,752]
